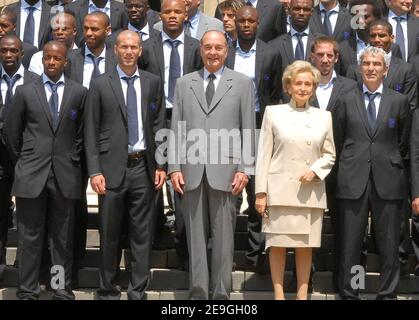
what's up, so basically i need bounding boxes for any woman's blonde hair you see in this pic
[282,60,321,96]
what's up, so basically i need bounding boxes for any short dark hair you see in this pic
[368,19,393,35]
[311,36,339,56]
[218,0,245,13]
[0,6,17,25]
[43,40,68,56]
[0,34,22,51]
[85,11,110,27]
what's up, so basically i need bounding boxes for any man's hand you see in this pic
[171,171,185,195]
[231,172,249,195]
[299,170,318,184]
[412,197,419,215]
[255,193,267,217]
[154,169,166,190]
[90,174,106,195]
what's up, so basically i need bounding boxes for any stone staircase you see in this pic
[1,188,419,300]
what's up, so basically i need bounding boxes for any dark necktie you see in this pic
[47,81,62,129]
[206,73,216,107]
[322,9,333,36]
[138,31,144,42]
[3,73,21,110]
[294,32,305,60]
[88,53,104,80]
[122,76,139,146]
[23,6,35,45]
[365,91,379,129]
[167,39,181,103]
[393,16,406,61]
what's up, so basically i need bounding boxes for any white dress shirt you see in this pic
[234,41,259,112]
[162,31,185,109]
[0,65,25,98]
[117,65,146,152]
[291,26,310,59]
[42,73,65,112]
[246,0,258,7]
[388,10,408,62]
[363,83,383,117]
[88,0,110,16]
[319,2,339,34]
[83,45,106,88]
[204,67,223,92]
[316,71,337,110]
[19,0,42,47]
[128,22,151,42]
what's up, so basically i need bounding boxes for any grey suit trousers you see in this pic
[181,171,236,300]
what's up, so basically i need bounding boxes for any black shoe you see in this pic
[400,263,410,277]
[414,264,419,276]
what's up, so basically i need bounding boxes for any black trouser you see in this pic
[0,143,13,279]
[97,157,155,300]
[16,169,75,300]
[338,178,401,300]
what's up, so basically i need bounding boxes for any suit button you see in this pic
[368,159,371,163]
[307,141,311,145]
[206,115,210,119]
[305,160,310,165]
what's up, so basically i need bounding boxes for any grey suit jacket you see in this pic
[65,0,129,47]
[9,1,52,49]
[168,67,256,192]
[153,11,223,40]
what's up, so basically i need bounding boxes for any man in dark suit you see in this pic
[0,6,38,68]
[8,0,52,49]
[334,46,410,300]
[4,40,87,300]
[337,0,385,75]
[66,11,117,88]
[0,35,38,280]
[346,20,417,111]
[65,0,128,47]
[224,5,281,274]
[386,0,419,62]
[309,36,357,289]
[139,0,202,262]
[268,0,324,74]
[84,30,166,300]
[309,0,352,42]
[215,0,287,42]
[169,30,255,300]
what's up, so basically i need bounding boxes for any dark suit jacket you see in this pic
[338,34,402,75]
[409,54,419,107]
[138,33,202,86]
[65,45,118,85]
[0,68,38,137]
[268,31,324,73]
[225,39,282,115]
[410,108,419,198]
[309,5,352,43]
[65,0,129,47]
[215,0,286,42]
[105,22,160,48]
[345,55,418,111]
[22,42,38,69]
[385,13,419,62]
[4,76,87,199]
[333,86,410,200]
[9,1,52,49]
[84,68,166,188]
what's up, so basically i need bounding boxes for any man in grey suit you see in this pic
[153,0,223,40]
[169,30,255,300]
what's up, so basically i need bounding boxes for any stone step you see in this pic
[1,267,418,294]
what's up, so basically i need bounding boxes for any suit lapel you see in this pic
[190,70,207,114]
[208,69,233,114]
[34,78,54,132]
[284,34,294,63]
[407,16,416,60]
[327,77,342,111]
[105,48,116,73]
[310,7,323,33]
[384,56,398,88]
[225,42,236,69]
[15,5,21,38]
[255,40,263,88]
[306,33,316,60]
[372,89,391,137]
[139,71,149,129]
[109,70,127,122]
[39,2,51,48]
[183,37,195,75]
[110,0,120,30]
[354,88,373,137]
[333,9,346,39]
[154,35,165,81]
[55,79,73,132]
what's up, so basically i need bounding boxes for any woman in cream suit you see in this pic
[255,61,336,300]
